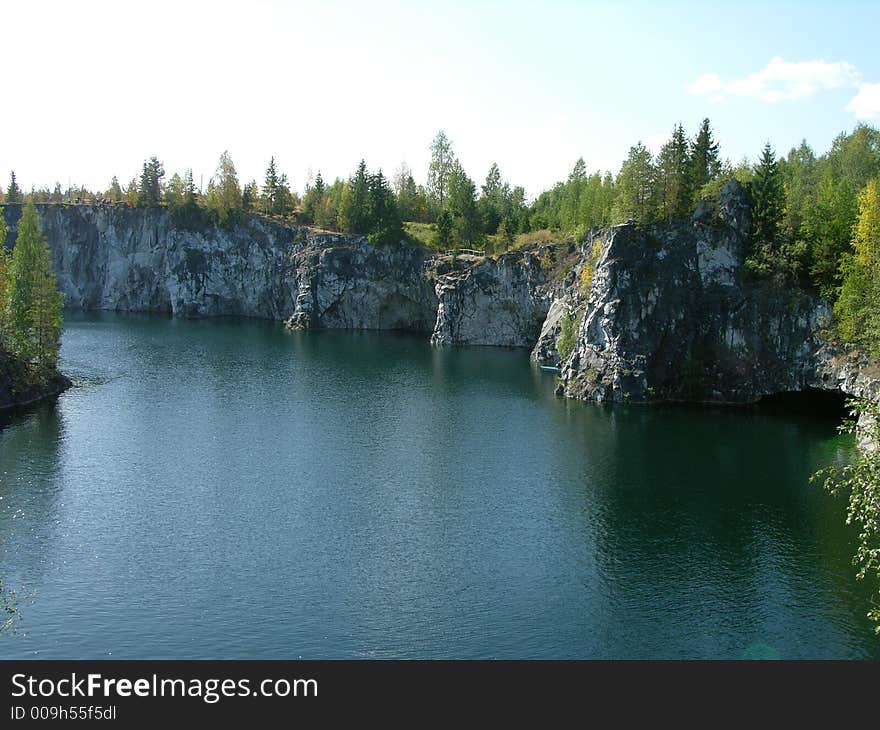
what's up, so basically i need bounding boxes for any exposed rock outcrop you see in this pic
[556,181,879,404]
[285,238,436,332]
[3,196,878,407]
[2,205,436,332]
[430,251,549,347]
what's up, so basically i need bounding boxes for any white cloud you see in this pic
[687,57,862,104]
[685,73,722,96]
[846,82,880,121]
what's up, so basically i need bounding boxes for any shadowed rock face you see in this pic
[556,181,877,403]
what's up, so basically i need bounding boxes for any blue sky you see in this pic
[2,0,879,198]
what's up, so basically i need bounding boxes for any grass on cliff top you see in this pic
[403,221,438,249]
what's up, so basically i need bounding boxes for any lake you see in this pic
[0,314,876,659]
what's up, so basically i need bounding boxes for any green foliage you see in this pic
[137,157,164,207]
[612,142,658,224]
[0,213,8,337]
[427,130,455,213]
[656,123,692,219]
[365,170,402,246]
[556,313,576,360]
[5,202,63,377]
[6,171,21,204]
[435,209,453,248]
[402,221,436,248]
[813,398,880,633]
[835,179,880,353]
[393,163,429,223]
[105,176,123,202]
[242,180,259,213]
[689,118,721,203]
[746,143,786,277]
[446,162,484,247]
[1,578,27,635]
[205,151,242,227]
[260,157,294,216]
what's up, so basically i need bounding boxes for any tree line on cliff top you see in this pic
[3,121,879,352]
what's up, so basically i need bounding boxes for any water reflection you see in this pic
[0,315,876,658]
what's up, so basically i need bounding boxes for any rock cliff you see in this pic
[3,196,878,406]
[555,181,878,403]
[430,251,549,347]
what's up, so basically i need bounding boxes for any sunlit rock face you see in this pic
[430,251,549,347]
[3,189,878,406]
[3,205,437,332]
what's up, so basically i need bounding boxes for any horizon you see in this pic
[2,0,879,199]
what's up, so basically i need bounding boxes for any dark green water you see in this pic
[0,314,877,659]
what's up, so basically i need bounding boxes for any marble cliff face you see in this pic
[3,190,877,405]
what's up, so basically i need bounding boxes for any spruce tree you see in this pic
[436,209,453,249]
[612,142,658,223]
[366,170,402,245]
[750,143,785,255]
[6,172,21,204]
[137,157,164,207]
[182,170,198,208]
[242,180,259,213]
[689,118,721,202]
[7,202,63,376]
[262,157,279,214]
[446,163,483,246]
[657,123,692,218]
[341,160,369,234]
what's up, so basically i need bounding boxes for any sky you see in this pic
[2,0,880,200]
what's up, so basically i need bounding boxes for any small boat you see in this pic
[540,365,560,371]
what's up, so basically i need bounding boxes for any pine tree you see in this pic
[182,170,198,208]
[446,162,483,246]
[242,180,258,213]
[366,170,402,246]
[612,142,658,223]
[340,160,369,234]
[302,172,328,227]
[750,143,785,262]
[137,157,164,207]
[436,209,453,249]
[689,118,721,202]
[262,157,279,214]
[6,172,21,204]
[7,202,63,376]
[657,123,692,218]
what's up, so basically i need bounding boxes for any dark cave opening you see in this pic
[756,388,849,420]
